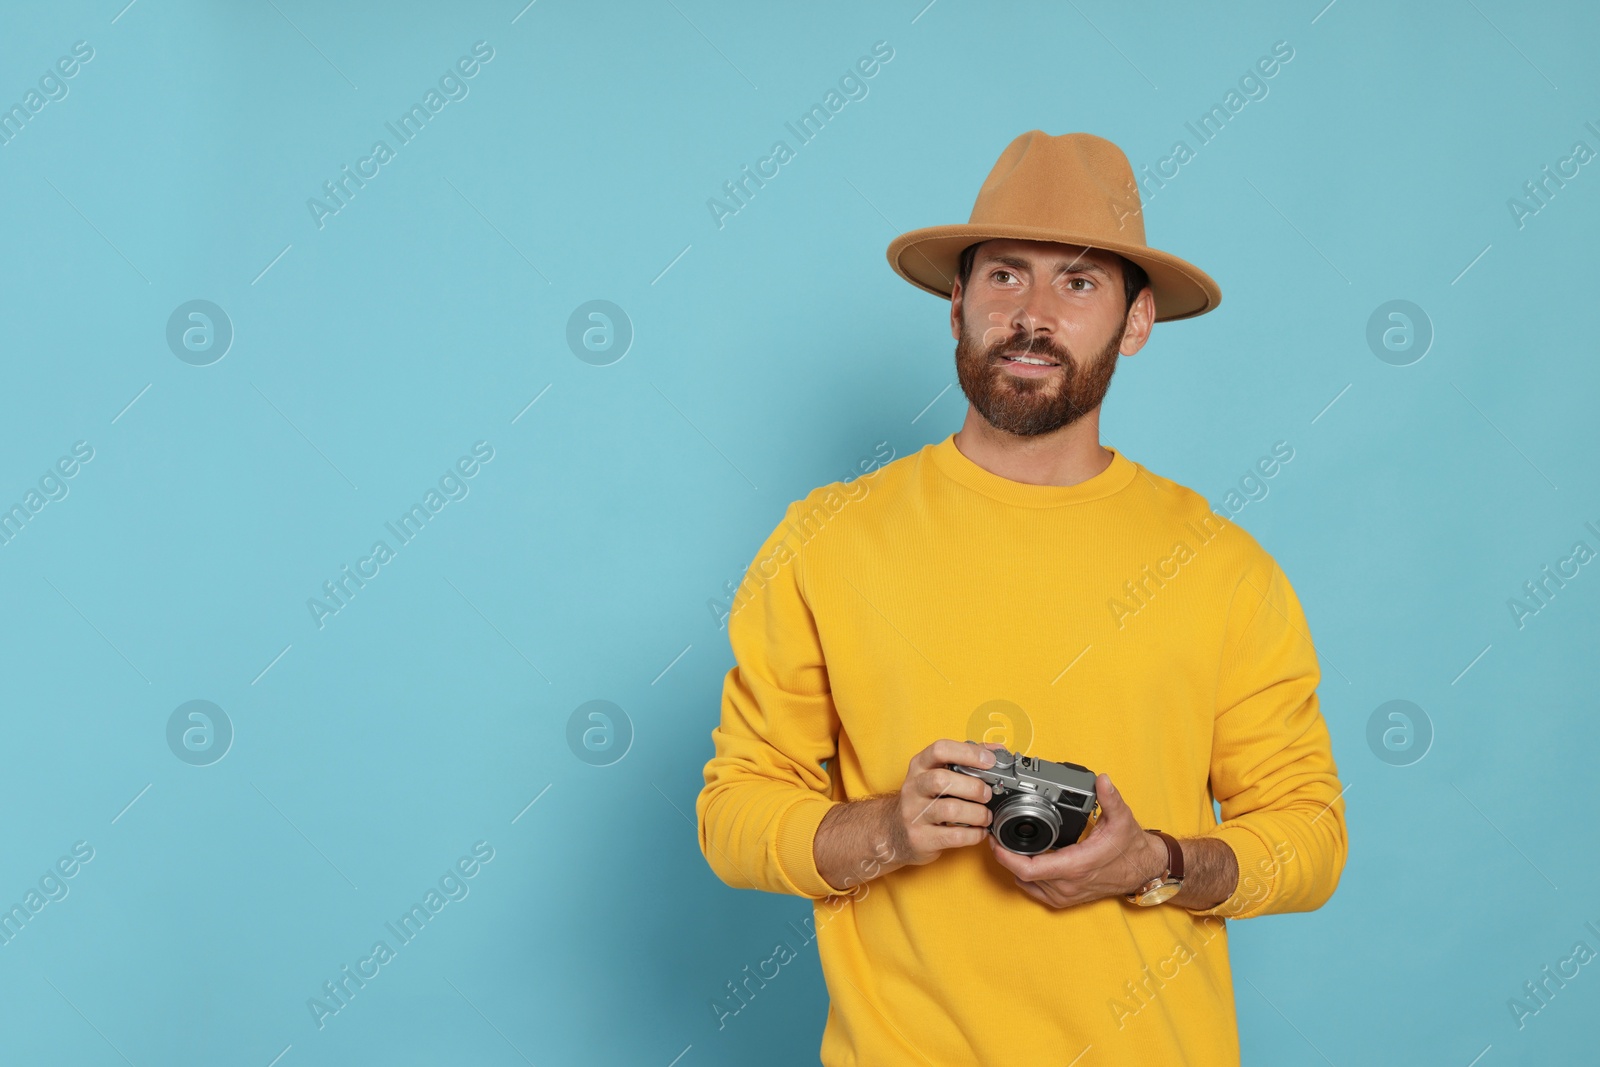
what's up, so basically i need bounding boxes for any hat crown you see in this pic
[967,130,1146,246]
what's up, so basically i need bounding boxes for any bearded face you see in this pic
[952,299,1129,437]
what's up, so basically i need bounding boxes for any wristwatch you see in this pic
[1126,829,1184,906]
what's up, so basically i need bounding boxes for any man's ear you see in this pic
[1119,286,1156,357]
[949,280,963,340]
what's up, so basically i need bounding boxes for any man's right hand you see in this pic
[813,738,1001,893]
[884,739,999,866]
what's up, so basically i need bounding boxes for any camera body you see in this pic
[948,745,1100,855]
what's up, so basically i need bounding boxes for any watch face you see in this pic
[1136,880,1182,906]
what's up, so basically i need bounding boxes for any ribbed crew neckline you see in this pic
[929,433,1139,508]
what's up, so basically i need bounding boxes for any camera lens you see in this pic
[992,794,1062,855]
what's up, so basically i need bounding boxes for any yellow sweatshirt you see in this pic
[696,434,1347,1066]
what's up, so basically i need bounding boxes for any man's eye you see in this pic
[1068,277,1094,290]
[992,270,1016,283]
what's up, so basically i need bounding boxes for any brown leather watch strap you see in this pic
[1147,829,1184,880]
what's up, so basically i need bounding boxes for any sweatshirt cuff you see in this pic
[1184,823,1276,920]
[773,794,846,899]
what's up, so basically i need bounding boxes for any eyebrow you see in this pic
[981,253,1112,278]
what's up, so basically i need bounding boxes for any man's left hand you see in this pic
[987,772,1164,908]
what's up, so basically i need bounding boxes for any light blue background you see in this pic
[1,1,1596,1064]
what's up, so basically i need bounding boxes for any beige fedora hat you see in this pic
[885,130,1221,322]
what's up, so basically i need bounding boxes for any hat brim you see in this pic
[886,224,1221,323]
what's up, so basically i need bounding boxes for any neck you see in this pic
[952,405,1112,487]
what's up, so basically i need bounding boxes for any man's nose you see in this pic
[1009,287,1056,338]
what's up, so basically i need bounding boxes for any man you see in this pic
[696,130,1346,1065]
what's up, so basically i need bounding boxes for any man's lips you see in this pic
[996,349,1063,375]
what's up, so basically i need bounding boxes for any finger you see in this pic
[991,842,1086,883]
[914,739,997,774]
[1095,773,1127,817]
[921,797,992,828]
[1015,843,1086,881]
[927,825,988,850]
[907,787,990,827]
[986,838,1038,878]
[1012,877,1054,907]
[915,767,993,804]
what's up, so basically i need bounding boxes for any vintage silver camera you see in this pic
[948,745,1100,855]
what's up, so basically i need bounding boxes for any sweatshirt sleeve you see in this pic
[1186,553,1348,920]
[696,501,847,900]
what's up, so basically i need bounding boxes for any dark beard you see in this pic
[953,311,1127,437]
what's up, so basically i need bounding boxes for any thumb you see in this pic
[1096,773,1125,813]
